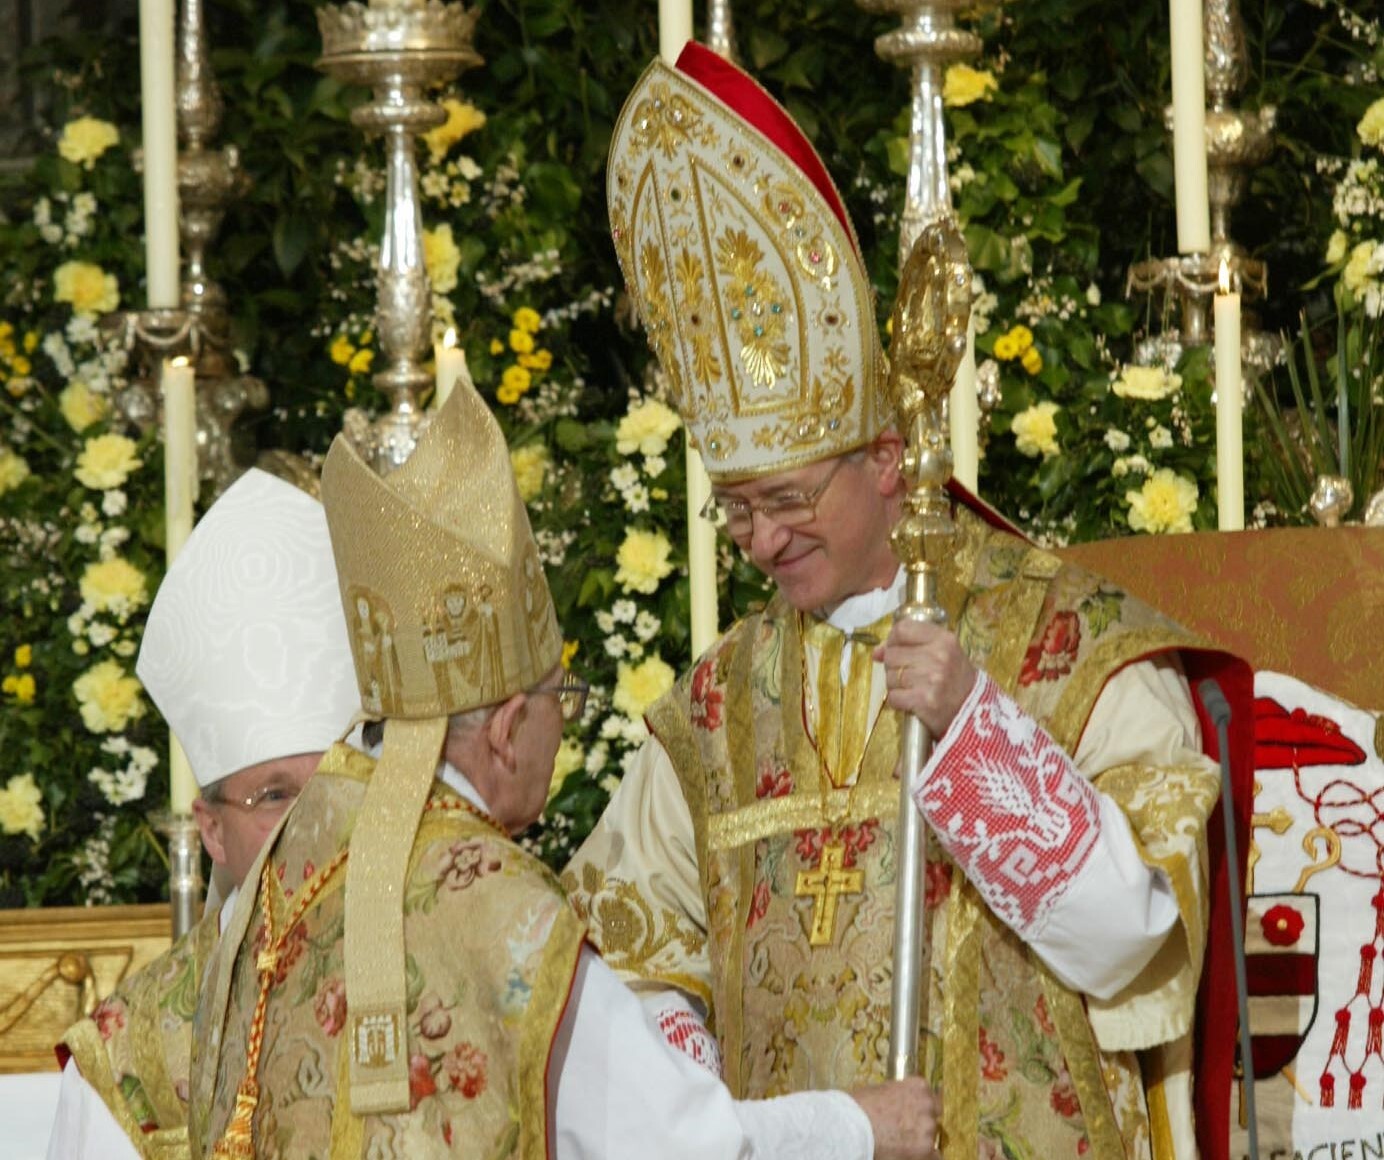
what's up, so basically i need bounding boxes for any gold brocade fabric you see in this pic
[565,507,1221,1160]
[188,744,585,1159]
[59,911,220,1160]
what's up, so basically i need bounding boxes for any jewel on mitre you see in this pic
[1252,697,1366,769]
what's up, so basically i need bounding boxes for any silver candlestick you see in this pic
[316,0,482,474]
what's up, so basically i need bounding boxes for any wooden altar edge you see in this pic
[0,902,171,1073]
[1058,525,1384,712]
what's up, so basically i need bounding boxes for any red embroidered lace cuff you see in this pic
[655,1001,724,1078]
[913,672,1102,940]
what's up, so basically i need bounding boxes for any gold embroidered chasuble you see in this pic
[563,509,1222,1160]
[59,910,220,1160]
[188,743,585,1160]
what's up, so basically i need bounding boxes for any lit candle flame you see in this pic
[1217,258,1231,296]
[443,326,457,350]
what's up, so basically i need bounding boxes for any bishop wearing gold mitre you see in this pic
[187,373,943,1158]
[563,43,1254,1160]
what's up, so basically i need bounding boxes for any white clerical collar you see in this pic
[218,885,239,936]
[824,566,905,634]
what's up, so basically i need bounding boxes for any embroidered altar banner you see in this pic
[1231,671,1384,1160]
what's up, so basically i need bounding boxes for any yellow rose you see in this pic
[1012,401,1060,459]
[1020,346,1043,376]
[75,433,142,490]
[1344,242,1377,294]
[0,448,31,495]
[72,660,146,733]
[54,260,120,316]
[422,224,461,294]
[14,644,31,668]
[1126,468,1198,534]
[943,64,998,108]
[1326,230,1349,265]
[510,444,550,502]
[348,347,374,375]
[80,557,149,615]
[1111,365,1181,401]
[616,399,682,457]
[548,737,585,803]
[509,328,535,355]
[0,773,44,840]
[1358,96,1384,149]
[615,528,674,594]
[329,334,355,366]
[612,655,676,719]
[421,98,487,163]
[501,365,532,394]
[59,381,110,432]
[513,306,542,334]
[57,116,120,168]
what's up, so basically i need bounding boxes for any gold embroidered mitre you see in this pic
[321,387,562,720]
[318,381,562,1118]
[607,43,889,483]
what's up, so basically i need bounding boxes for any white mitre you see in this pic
[136,468,358,790]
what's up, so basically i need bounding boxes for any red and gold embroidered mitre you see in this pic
[608,43,889,483]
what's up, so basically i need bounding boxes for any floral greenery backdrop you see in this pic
[0,0,1380,905]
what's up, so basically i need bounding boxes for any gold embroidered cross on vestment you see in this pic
[795,840,865,946]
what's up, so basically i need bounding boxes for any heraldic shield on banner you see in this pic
[1245,891,1320,1079]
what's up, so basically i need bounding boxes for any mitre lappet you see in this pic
[319,379,563,1114]
[607,41,891,482]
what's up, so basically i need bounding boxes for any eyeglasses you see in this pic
[531,672,590,723]
[699,457,848,538]
[203,782,301,815]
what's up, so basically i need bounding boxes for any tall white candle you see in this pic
[1169,0,1210,254]
[139,0,181,309]
[1214,262,1243,531]
[950,315,980,493]
[162,357,198,811]
[434,327,467,410]
[658,0,693,64]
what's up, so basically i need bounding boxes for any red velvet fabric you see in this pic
[674,42,854,249]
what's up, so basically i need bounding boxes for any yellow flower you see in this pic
[1111,366,1181,401]
[489,338,505,355]
[528,349,554,372]
[75,433,142,490]
[348,347,374,375]
[561,640,579,669]
[10,356,29,375]
[509,328,535,355]
[943,64,998,108]
[1343,242,1377,295]
[1358,96,1384,149]
[421,98,487,163]
[510,444,550,502]
[57,116,120,168]
[14,644,31,668]
[616,399,682,457]
[496,384,521,406]
[612,655,676,719]
[5,673,36,704]
[1012,400,1060,459]
[615,528,674,594]
[1020,346,1043,376]
[501,365,532,394]
[72,660,146,733]
[0,773,44,840]
[1126,468,1198,534]
[23,331,38,354]
[329,334,355,366]
[59,381,109,432]
[0,448,31,495]
[54,260,120,316]
[548,737,585,803]
[513,307,542,334]
[1326,230,1349,265]
[80,557,149,615]
[422,224,461,295]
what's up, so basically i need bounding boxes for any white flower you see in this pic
[611,600,637,624]
[1085,283,1101,306]
[633,611,661,642]
[594,610,616,634]
[1149,425,1173,449]
[604,634,629,658]
[1104,428,1131,452]
[101,489,127,517]
[643,454,666,477]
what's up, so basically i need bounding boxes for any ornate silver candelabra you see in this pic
[316,0,481,475]
[1128,0,1276,374]
[706,0,737,60]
